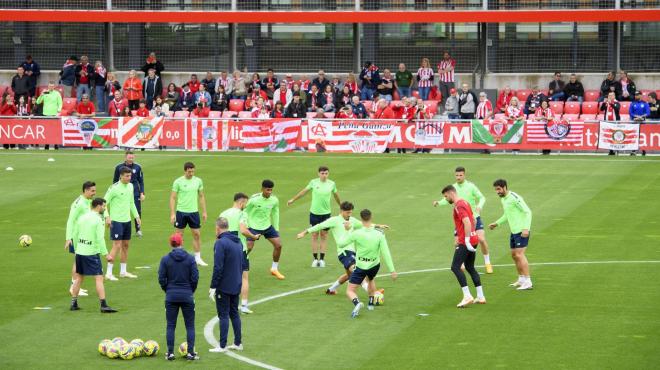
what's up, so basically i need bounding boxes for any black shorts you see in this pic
[349,264,380,285]
[309,213,331,229]
[242,251,250,272]
[475,216,484,231]
[75,254,103,276]
[510,232,531,249]
[338,250,356,270]
[175,211,201,229]
[110,221,132,241]
[247,226,279,240]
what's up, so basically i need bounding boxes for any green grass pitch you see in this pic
[1,151,659,369]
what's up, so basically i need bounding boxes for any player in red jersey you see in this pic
[441,185,486,308]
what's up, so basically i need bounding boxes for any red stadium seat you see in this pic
[494,113,506,120]
[562,114,579,121]
[564,101,581,114]
[238,111,252,118]
[208,111,222,118]
[0,85,8,95]
[392,90,400,101]
[411,90,420,99]
[61,98,77,115]
[584,90,600,102]
[581,101,599,115]
[516,89,532,102]
[580,114,597,121]
[362,101,373,111]
[162,87,169,98]
[165,111,174,117]
[306,112,318,118]
[229,99,244,112]
[222,111,237,118]
[656,90,660,98]
[424,100,439,115]
[3,86,14,96]
[549,101,564,115]
[174,111,189,118]
[620,114,631,121]
[619,101,631,114]
[324,112,335,118]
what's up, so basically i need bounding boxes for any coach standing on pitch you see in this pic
[209,217,243,353]
[113,150,145,236]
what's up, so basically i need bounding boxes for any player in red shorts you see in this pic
[441,185,486,308]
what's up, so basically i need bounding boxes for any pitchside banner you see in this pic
[0,118,61,145]
[187,119,224,151]
[228,119,301,152]
[597,121,641,151]
[307,119,396,153]
[61,117,118,147]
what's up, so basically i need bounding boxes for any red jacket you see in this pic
[374,106,396,119]
[76,101,95,115]
[123,77,143,101]
[496,91,514,112]
[108,98,129,117]
[136,107,150,117]
[0,103,17,116]
[192,106,210,118]
[188,81,201,94]
[393,105,417,122]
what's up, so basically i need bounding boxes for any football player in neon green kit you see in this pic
[433,166,493,273]
[65,180,96,296]
[219,193,262,314]
[288,166,341,268]
[337,209,397,318]
[245,179,285,280]
[488,179,533,290]
[170,162,208,266]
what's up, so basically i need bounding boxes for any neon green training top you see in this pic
[495,191,532,234]
[337,226,395,271]
[436,180,486,217]
[305,178,337,215]
[246,193,280,230]
[307,215,362,255]
[103,182,139,222]
[65,195,91,240]
[220,207,248,252]
[172,176,204,213]
[72,211,108,256]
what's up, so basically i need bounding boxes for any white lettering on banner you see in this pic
[650,132,660,147]
[0,124,45,139]
[585,127,597,147]
[405,124,416,142]
[448,125,471,144]
[638,132,660,147]
[389,125,402,143]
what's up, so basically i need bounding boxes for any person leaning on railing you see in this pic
[648,93,659,120]
[630,91,650,122]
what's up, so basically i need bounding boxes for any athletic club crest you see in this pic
[611,129,627,144]
[135,119,155,143]
[349,130,379,153]
[202,126,217,142]
[544,119,571,140]
[489,118,509,143]
[78,119,98,145]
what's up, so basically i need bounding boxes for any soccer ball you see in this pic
[98,339,112,356]
[119,343,136,360]
[18,235,32,248]
[130,339,145,357]
[143,340,159,356]
[105,342,120,359]
[374,291,384,306]
[178,341,195,357]
[112,337,127,347]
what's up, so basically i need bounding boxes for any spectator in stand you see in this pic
[458,83,476,119]
[273,82,292,108]
[1,94,17,116]
[261,69,278,99]
[600,91,620,121]
[104,72,121,114]
[394,97,416,122]
[505,97,524,122]
[202,72,217,100]
[251,100,270,119]
[524,87,547,117]
[416,58,434,101]
[312,70,330,94]
[188,74,201,94]
[599,71,618,102]
[248,96,267,114]
[330,77,342,94]
[35,82,63,117]
[475,92,493,120]
[616,71,636,102]
[176,84,195,112]
[136,100,150,117]
[374,99,395,119]
[244,85,268,111]
[496,85,514,113]
[321,85,336,112]
[194,84,212,106]
[75,56,93,103]
[445,88,459,119]
[271,102,285,118]
[437,51,456,103]
[415,98,431,120]
[283,73,296,90]
[630,91,650,122]
[548,72,566,101]
[152,95,170,115]
[164,83,180,109]
[336,105,355,119]
[108,91,128,117]
[336,85,354,110]
[193,102,210,118]
[648,92,659,120]
[142,68,162,109]
[250,73,261,89]
[306,84,321,112]
[217,71,233,98]
[564,74,585,103]
[75,94,95,118]
[16,95,31,116]
[284,92,306,118]
[211,86,229,112]
[377,69,395,102]
[120,106,132,117]
[534,100,555,122]
[231,70,247,100]
[359,62,380,100]
[141,52,164,76]
[344,73,360,96]
[350,95,368,118]
[313,108,326,119]
[395,63,413,98]
[92,61,108,113]
[20,55,40,98]
[11,66,31,104]
[298,75,311,91]
[123,70,143,110]
[292,83,307,104]
[59,56,77,98]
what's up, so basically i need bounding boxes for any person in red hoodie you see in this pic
[496,86,514,114]
[270,102,285,118]
[0,94,17,116]
[244,85,268,111]
[336,105,355,119]
[108,91,129,117]
[188,74,201,94]
[393,97,417,122]
[136,99,150,117]
[192,102,210,118]
[373,99,395,119]
[75,94,95,118]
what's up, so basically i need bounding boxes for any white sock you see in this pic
[525,276,532,284]
[476,286,485,299]
[361,281,369,292]
[483,254,491,264]
[120,263,127,275]
[241,299,248,307]
[107,263,114,275]
[328,280,341,291]
[194,252,201,260]
[271,261,279,270]
[461,286,471,297]
[518,275,524,283]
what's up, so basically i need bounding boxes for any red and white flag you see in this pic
[119,116,165,148]
[188,119,223,151]
[414,120,444,146]
[307,119,396,153]
[526,119,584,143]
[598,121,640,151]
[61,117,89,146]
[241,119,301,152]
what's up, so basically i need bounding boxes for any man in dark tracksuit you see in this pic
[113,150,144,235]
[209,217,244,353]
[158,233,199,361]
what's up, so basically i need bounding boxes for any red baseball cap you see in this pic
[169,233,183,247]
[450,88,457,94]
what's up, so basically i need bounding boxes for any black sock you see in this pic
[313,253,318,260]
[352,298,360,306]
[320,253,325,261]
[100,299,108,308]
[368,296,374,306]
[71,297,78,306]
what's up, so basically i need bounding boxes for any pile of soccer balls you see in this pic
[98,337,159,360]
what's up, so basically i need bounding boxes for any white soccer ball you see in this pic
[18,235,32,248]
